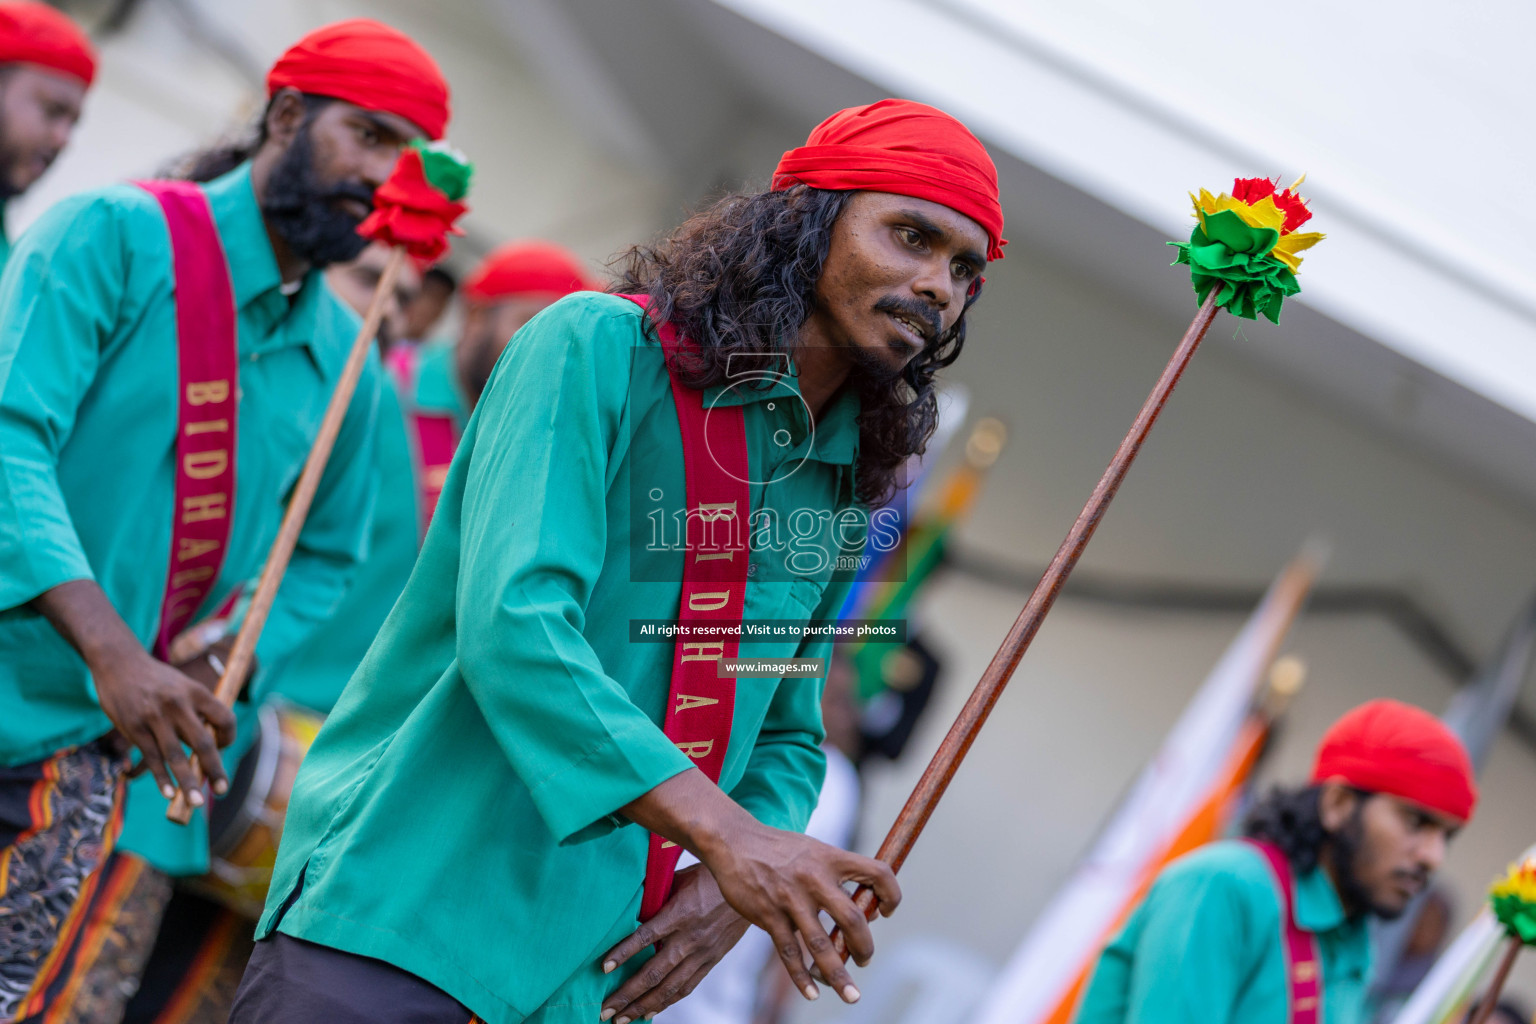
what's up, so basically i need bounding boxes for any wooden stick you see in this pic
[1467,937,1523,1024]
[166,245,407,824]
[835,289,1223,947]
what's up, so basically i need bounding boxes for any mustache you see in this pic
[323,180,376,213]
[874,295,942,344]
[265,178,375,217]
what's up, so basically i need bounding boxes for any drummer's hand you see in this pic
[166,617,229,665]
[599,864,749,1023]
[174,634,250,694]
[31,580,236,803]
[99,647,235,802]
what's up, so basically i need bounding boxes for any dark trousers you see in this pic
[230,933,479,1024]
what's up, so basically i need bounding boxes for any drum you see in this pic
[185,700,324,919]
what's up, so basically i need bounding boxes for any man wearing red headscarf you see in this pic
[450,239,600,407]
[230,99,998,1024]
[0,18,450,1023]
[0,1,95,268]
[277,238,597,722]
[1077,699,1477,1024]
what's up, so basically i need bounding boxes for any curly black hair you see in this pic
[1243,784,1331,873]
[612,184,982,507]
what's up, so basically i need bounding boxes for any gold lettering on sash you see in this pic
[1293,961,1317,982]
[688,501,740,557]
[186,380,230,406]
[686,590,730,612]
[177,537,220,562]
[675,740,714,760]
[660,841,677,849]
[681,641,724,662]
[170,566,214,587]
[181,492,227,523]
[183,449,228,480]
[674,693,721,713]
[165,591,199,619]
[184,418,229,436]
[692,551,734,562]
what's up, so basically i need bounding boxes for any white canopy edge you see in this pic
[705,0,1536,428]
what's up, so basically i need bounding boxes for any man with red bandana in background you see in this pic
[232,98,1001,1024]
[0,19,451,1023]
[0,1,94,269]
[449,239,602,409]
[281,239,596,715]
[1076,699,1478,1024]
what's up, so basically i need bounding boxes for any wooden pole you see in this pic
[835,289,1223,947]
[1467,937,1523,1024]
[166,245,407,824]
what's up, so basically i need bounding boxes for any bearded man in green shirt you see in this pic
[0,1,96,268]
[0,19,453,1024]
[1076,700,1477,1024]
[230,98,1005,1024]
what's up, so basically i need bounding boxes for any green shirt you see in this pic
[274,338,469,716]
[412,336,471,420]
[0,162,381,772]
[1076,841,1373,1024]
[259,292,865,1024]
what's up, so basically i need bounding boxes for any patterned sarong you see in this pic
[0,740,125,1023]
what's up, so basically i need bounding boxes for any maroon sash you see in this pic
[619,294,749,921]
[1247,839,1323,1024]
[384,344,459,532]
[136,181,238,661]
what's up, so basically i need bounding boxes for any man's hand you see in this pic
[32,580,236,803]
[96,647,236,802]
[598,865,748,1023]
[621,770,901,1007]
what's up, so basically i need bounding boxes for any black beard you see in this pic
[0,136,26,202]
[260,126,372,269]
[1329,807,1420,920]
[849,294,942,386]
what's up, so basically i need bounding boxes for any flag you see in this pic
[971,551,1320,1024]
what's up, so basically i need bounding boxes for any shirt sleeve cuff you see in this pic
[529,722,696,845]
[0,461,97,612]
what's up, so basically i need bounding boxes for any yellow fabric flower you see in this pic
[1188,187,1325,273]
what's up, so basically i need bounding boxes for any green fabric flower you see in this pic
[412,139,473,202]
[1168,209,1300,325]
[1493,890,1536,945]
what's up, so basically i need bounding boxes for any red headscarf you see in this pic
[462,241,597,304]
[772,98,1005,261]
[267,19,449,140]
[1311,699,1477,824]
[0,2,95,87]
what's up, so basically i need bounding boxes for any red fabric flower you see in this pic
[1231,176,1313,234]
[358,148,466,262]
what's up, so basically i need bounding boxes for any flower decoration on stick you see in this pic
[359,139,473,263]
[1490,859,1536,945]
[164,140,471,826]
[1169,175,1325,324]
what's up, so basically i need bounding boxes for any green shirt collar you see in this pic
[202,163,340,379]
[1294,866,1349,933]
